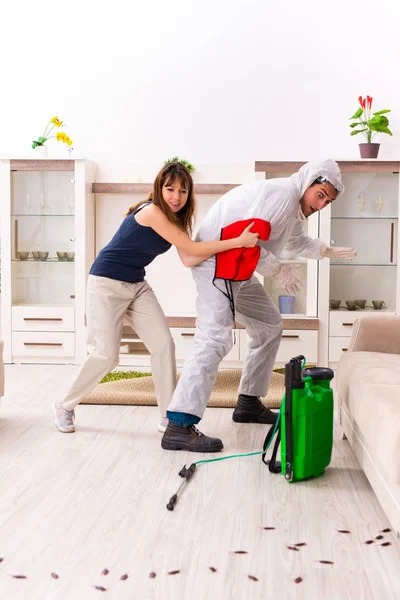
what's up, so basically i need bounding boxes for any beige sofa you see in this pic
[337,316,400,536]
[0,340,4,399]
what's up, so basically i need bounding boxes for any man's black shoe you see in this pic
[161,422,223,453]
[232,394,278,424]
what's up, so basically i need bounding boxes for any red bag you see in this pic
[215,218,271,281]
[213,218,271,320]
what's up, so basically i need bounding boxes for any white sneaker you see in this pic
[52,399,75,433]
[158,417,169,433]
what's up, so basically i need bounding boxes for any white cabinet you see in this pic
[318,161,400,366]
[0,159,95,364]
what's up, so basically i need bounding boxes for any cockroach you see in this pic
[0,558,3,563]
[11,575,27,579]
[149,572,156,579]
[294,543,307,547]
[375,535,384,540]
[101,569,109,576]
[209,567,217,573]
[233,551,248,554]
[51,573,59,579]
[337,530,351,534]
[287,546,300,552]
[294,577,303,584]
[262,527,275,530]
[120,574,128,580]
[168,570,180,575]
[364,540,374,545]
[94,585,107,591]
[381,528,392,533]
[248,575,259,582]
[317,560,334,565]
[381,542,392,547]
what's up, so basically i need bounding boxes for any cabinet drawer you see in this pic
[12,331,75,357]
[329,310,395,337]
[240,329,318,363]
[12,306,75,332]
[171,328,240,361]
[329,336,351,362]
[276,330,318,363]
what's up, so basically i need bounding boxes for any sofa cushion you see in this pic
[338,351,400,484]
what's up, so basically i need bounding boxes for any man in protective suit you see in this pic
[161,159,356,452]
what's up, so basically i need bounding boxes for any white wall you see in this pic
[1,0,399,176]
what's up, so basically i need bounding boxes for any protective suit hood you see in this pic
[290,159,344,199]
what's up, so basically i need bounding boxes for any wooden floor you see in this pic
[0,364,399,600]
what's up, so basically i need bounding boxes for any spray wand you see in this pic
[166,410,282,511]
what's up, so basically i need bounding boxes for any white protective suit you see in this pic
[168,159,344,419]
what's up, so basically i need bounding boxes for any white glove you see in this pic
[273,264,302,296]
[321,246,357,261]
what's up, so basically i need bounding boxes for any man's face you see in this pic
[300,181,338,217]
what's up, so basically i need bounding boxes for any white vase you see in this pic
[34,145,48,158]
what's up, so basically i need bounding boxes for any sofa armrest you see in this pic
[348,316,400,354]
[0,340,4,397]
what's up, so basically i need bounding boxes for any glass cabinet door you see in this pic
[11,169,76,306]
[330,172,399,312]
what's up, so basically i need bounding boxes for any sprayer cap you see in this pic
[302,367,334,381]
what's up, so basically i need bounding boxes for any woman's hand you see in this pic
[237,222,260,248]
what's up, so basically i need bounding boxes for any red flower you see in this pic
[367,95,373,109]
[358,96,366,110]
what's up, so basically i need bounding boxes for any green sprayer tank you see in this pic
[263,355,334,483]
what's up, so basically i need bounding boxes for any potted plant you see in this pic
[32,116,73,157]
[349,96,392,158]
[163,156,195,172]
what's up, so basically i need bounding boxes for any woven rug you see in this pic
[82,369,284,409]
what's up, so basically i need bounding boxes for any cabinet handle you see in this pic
[390,222,394,263]
[181,333,195,337]
[282,335,299,339]
[24,342,63,346]
[23,317,63,321]
[342,348,348,351]
[342,322,353,326]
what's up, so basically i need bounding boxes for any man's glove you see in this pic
[321,246,357,261]
[273,264,302,296]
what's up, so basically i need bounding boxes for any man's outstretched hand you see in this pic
[321,246,357,261]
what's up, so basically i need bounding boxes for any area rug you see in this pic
[81,369,284,409]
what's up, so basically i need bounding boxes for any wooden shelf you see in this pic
[165,316,318,330]
[92,183,240,194]
[10,160,75,172]
[255,160,400,174]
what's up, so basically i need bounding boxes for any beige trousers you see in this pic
[63,275,176,416]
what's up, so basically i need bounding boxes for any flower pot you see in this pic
[359,143,380,159]
[34,145,48,158]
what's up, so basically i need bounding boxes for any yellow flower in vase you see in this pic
[32,116,74,153]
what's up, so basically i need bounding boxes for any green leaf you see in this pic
[37,136,46,143]
[350,108,363,120]
[32,141,38,149]
[373,109,390,115]
[350,122,359,128]
[351,129,368,136]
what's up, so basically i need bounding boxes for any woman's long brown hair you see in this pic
[125,162,196,235]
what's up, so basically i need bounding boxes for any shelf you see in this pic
[331,216,397,220]
[92,183,240,195]
[331,263,397,267]
[255,160,400,173]
[329,308,394,313]
[11,213,74,217]
[12,259,75,263]
[10,160,75,172]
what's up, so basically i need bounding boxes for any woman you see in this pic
[52,162,259,434]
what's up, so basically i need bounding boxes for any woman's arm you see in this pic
[136,204,259,257]
[177,248,212,267]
